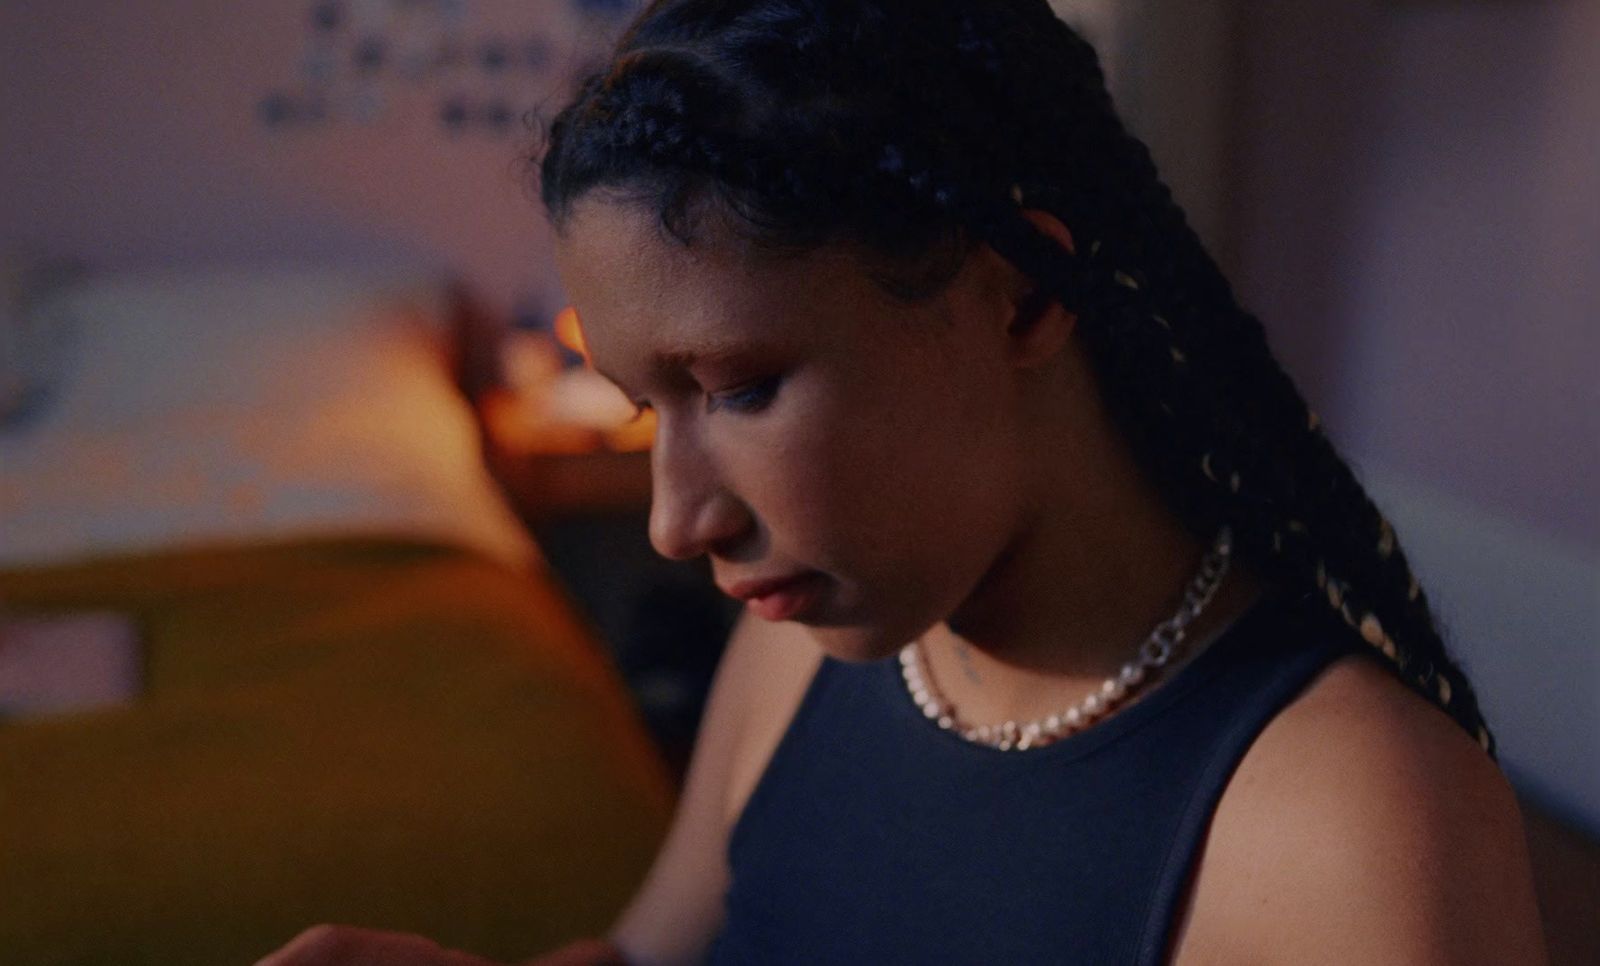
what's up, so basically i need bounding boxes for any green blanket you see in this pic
[0,538,674,965]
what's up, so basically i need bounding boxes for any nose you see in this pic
[647,418,751,561]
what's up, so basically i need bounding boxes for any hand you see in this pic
[255,925,507,966]
[518,938,631,966]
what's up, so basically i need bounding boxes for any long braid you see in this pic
[951,9,1494,754]
[1021,11,1494,753]
[979,174,1494,755]
[531,0,1495,756]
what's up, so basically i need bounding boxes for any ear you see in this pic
[1004,208,1077,370]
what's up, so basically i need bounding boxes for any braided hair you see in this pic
[528,0,1495,756]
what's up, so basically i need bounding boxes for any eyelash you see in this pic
[705,376,781,415]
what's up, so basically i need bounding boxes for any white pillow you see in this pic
[0,266,536,569]
[35,265,450,425]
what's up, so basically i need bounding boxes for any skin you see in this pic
[259,197,1548,964]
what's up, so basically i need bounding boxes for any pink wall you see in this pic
[1235,0,1599,551]
[0,0,602,317]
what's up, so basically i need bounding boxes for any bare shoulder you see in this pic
[1174,652,1549,966]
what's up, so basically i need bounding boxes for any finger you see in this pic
[255,923,347,966]
[519,939,631,966]
[256,924,430,966]
[256,924,497,966]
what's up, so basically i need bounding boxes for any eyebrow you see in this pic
[594,341,757,395]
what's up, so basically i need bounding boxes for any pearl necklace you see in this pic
[897,527,1233,751]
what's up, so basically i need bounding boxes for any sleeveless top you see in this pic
[706,587,1368,965]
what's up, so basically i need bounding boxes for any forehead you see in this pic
[552,198,903,366]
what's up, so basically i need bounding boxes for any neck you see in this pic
[924,523,1269,728]
[921,381,1272,727]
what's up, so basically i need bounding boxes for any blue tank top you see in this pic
[706,588,1366,964]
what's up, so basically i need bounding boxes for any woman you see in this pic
[261,1,1546,962]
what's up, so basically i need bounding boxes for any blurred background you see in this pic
[1,0,1595,962]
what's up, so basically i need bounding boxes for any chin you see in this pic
[800,621,918,664]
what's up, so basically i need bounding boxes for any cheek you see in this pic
[715,388,863,555]
[846,353,1022,528]
[723,362,1024,582]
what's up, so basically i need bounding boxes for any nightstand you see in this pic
[476,387,653,521]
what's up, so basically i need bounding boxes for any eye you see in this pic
[705,375,781,415]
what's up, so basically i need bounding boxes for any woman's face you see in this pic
[553,199,1037,661]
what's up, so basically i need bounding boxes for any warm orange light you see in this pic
[604,408,657,452]
[554,306,588,361]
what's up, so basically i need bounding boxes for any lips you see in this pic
[720,571,829,622]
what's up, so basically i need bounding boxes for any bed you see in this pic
[0,265,673,964]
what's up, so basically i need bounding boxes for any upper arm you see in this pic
[608,612,821,966]
[1188,655,1548,966]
